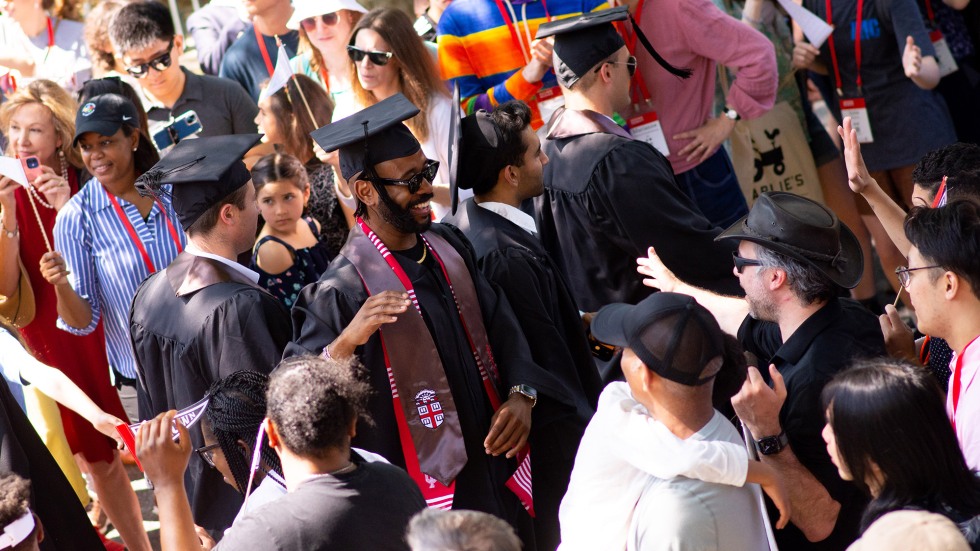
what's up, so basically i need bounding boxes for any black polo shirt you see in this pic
[145,67,258,140]
[739,297,885,551]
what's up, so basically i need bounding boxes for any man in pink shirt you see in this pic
[902,201,980,467]
[627,0,776,227]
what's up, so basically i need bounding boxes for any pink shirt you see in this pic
[634,0,777,174]
[948,336,980,469]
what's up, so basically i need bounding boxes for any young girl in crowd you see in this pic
[822,359,980,547]
[255,74,350,250]
[250,153,335,308]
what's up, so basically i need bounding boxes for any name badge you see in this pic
[840,98,874,143]
[627,111,670,156]
[930,30,959,78]
[536,87,564,126]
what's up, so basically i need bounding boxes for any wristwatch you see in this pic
[755,431,789,456]
[509,384,538,408]
[723,105,741,121]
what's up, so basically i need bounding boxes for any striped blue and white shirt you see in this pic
[54,179,185,380]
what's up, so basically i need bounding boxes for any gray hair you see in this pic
[405,509,522,551]
[754,244,838,305]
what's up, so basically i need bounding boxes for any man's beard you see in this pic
[746,289,777,322]
[374,183,433,234]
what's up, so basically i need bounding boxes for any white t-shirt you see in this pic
[0,15,90,91]
[627,412,770,551]
[558,382,750,551]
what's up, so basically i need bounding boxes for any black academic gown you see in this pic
[533,108,742,314]
[0,381,102,551]
[130,252,291,537]
[444,200,601,551]
[286,223,572,545]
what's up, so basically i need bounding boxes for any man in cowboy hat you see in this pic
[637,191,885,550]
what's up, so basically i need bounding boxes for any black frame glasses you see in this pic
[300,12,340,31]
[347,45,394,66]
[594,55,637,77]
[732,252,764,274]
[895,265,943,289]
[125,38,175,79]
[364,159,439,194]
[195,443,221,469]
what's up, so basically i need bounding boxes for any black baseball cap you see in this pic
[590,293,725,386]
[73,93,140,146]
[135,134,262,231]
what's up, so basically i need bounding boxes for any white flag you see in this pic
[775,0,834,49]
[259,44,294,101]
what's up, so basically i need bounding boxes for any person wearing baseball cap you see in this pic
[638,191,886,549]
[558,292,779,550]
[41,93,180,442]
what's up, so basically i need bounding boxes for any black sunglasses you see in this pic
[300,12,340,31]
[732,252,764,274]
[125,39,175,78]
[364,160,439,194]
[347,45,394,66]
[195,442,221,469]
[595,55,637,77]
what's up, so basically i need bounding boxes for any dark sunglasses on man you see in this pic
[732,251,764,274]
[300,12,340,31]
[347,45,394,66]
[126,38,175,79]
[364,159,439,194]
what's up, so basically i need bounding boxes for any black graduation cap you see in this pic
[449,106,505,214]
[310,93,421,181]
[135,134,262,231]
[535,6,691,89]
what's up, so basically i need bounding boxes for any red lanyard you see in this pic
[825,0,864,94]
[254,26,275,77]
[923,0,936,25]
[624,0,653,103]
[45,16,54,48]
[492,0,552,62]
[107,191,183,273]
[932,176,947,208]
[951,336,980,430]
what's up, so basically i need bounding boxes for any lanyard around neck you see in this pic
[951,336,980,430]
[825,0,865,95]
[492,0,552,65]
[254,26,275,77]
[106,190,183,273]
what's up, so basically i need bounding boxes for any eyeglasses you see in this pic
[347,45,394,66]
[364,159,439,194]
[594,55,637,77]
[300,12,340,31]
[195,443,221,469]
[125,39,175,78]
[895,265,943,289]
[732,252,764,274]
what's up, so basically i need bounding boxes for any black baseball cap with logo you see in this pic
[73,93,141,146]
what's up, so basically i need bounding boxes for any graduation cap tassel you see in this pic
[628,15,693,79]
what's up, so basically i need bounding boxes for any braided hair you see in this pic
[205,370,282,495]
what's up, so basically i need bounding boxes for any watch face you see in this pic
[758,438,779,454]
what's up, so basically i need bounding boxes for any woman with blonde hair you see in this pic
[288,0,367,101]
[339,7,454,217]
[0,80,150,550]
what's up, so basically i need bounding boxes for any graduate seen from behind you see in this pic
[287,93,573,545]
[442,99,602,550]
[129,134,292,537]
[136,355,427,551]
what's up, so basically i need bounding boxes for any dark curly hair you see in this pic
[0,473,34,542]
[205,370,282,496]
[267,355,373,458]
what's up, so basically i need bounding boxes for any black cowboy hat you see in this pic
[715,192,863,289]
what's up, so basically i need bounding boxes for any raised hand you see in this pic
[903,35,922,79]
[836,116,875,195]
[732,364,786,439]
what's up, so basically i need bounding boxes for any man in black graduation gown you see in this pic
[287,94,573,546]
[129,134,291,536]
[442,100,601,551]
[531,8,741,316]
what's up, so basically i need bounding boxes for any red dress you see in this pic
[14,169,127,464]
